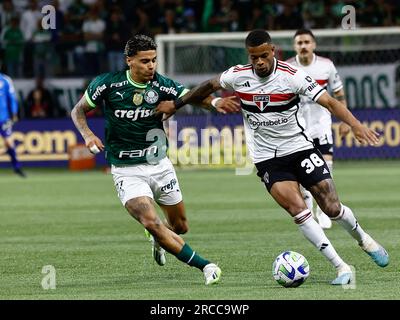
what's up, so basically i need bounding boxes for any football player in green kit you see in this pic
[71,34,239,285]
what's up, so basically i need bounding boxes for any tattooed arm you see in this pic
[156,75,229,117]
[176,76,224,107]
[70,95,105,152]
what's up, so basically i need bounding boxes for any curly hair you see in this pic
[245,29,272,47]
[124,34,157,57]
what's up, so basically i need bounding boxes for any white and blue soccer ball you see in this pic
[272,251,310,288]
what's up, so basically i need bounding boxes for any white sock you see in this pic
[300,185,313,213]
[332,204,368,245]
[294,210,345,268]
[315,206,324,217]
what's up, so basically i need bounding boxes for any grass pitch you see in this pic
[0,160,399,300]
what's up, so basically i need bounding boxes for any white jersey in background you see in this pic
[286,54,343,140]
[219,58,326,163]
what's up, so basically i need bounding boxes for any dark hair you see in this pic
[245,29,272,47]
[294,29,315,40]
[124,34,157,57]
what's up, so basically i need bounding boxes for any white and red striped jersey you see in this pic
[219,58,326,163]
[286,54,343,140]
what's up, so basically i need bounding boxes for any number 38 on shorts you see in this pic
[255,148,332,192]
[296,149,332,189]
[300,152,326,174]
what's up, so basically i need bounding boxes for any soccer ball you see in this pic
[272,251,310,288]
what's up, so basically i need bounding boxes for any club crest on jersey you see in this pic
[253,95,270,111]
[144,89,159,104]
[132,93,143,105]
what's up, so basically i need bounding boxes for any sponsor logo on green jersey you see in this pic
[92,84,106,100]
[114,107,156,121]
[118,145,158,158]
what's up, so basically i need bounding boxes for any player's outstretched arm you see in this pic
[317,91,379,146]
[333,88,351,137]
[178,75,224,106]
[71,95,105,153]
[156,75,229,118]
[199,95,240,114]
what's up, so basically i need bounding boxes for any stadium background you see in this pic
[0,0,399,167]
[1,0,400,302]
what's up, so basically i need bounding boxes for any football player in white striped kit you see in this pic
[286,29,351,229]
[157,29,389,285]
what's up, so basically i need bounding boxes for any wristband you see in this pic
[89,144,101,154]
[211,97,222,108]
[174,97,186,110]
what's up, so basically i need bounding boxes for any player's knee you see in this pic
[173,220,189,234]
[126,198,151,215]
[323,202,341,218]
[285,202,307,216]
[141,218,163,234]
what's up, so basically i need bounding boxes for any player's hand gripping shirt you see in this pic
[220,58,326,163]
[287,54,343,139]
[85,70,187,165]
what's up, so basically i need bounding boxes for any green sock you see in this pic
[176,243,210,270]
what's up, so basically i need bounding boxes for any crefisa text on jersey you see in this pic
[91,84,106,100]
[114,108,156,121]
[152,81,179,96]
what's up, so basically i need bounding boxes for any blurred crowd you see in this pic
[0,0,399,79]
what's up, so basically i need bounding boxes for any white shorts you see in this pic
[111,157,182,206]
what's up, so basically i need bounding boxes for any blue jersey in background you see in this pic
[0,73,18,123]
[0,73,19,138]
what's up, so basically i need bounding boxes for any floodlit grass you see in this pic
[0,160,399,300]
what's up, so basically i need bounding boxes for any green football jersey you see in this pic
[85,70,188,165]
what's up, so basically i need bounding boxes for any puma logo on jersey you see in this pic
[116,92,124,99]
